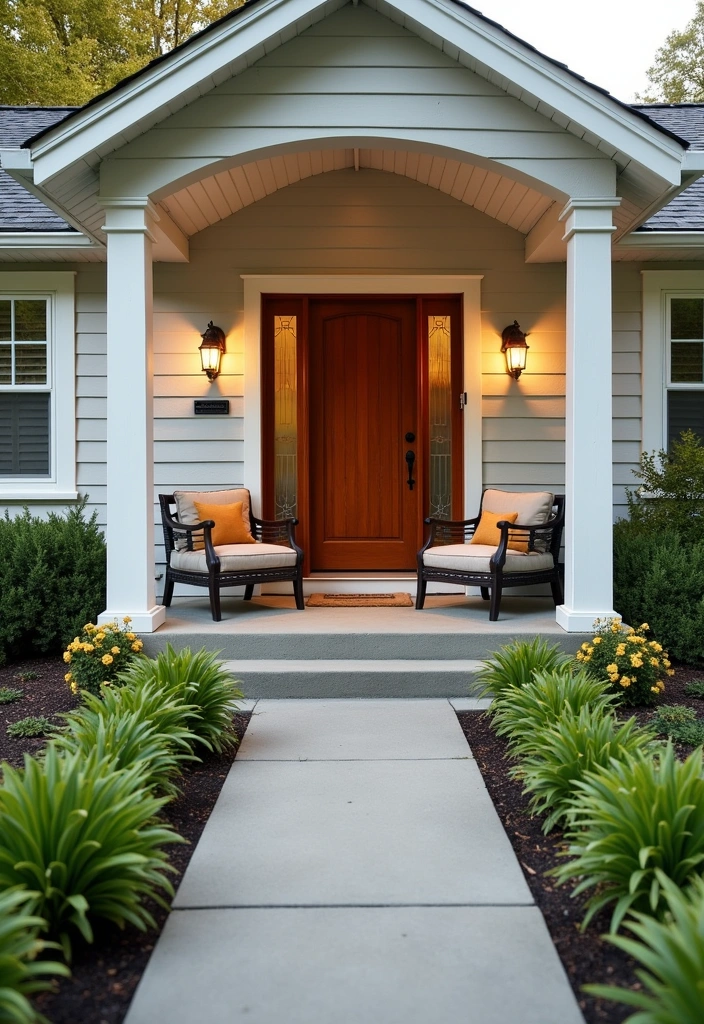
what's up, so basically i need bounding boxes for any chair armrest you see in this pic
[162,510,215,535]
[421,515,481,551]
[161,510,219,566]
[252,516,304,561]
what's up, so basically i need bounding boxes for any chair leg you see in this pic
[550,575,564,607]
[480,586,490,601]
[415,575,427,609]
[243,584,254,601]
[208,574,222,622]
[293,574,305,610]
[489,580,502,621]
[162,576,174,607]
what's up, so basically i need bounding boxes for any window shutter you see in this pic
[668,391,704,449]
[0,393,50,476]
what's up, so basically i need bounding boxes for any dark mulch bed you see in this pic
[0,655,250,1024]
[457,660,704,1024]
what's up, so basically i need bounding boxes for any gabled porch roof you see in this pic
[1,0,701,265]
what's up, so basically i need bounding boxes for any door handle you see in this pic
[405,450,416,490]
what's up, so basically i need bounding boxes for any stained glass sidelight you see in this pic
[428,315,453,519]
[273,315,298,520]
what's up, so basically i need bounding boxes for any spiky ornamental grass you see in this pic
[119,645,243,753]
[475,636,571,700]
[585,871,704,1024]
[53,683,200,797]
[513,704,655,833]
[553,744,704,933]
[0,746,184,960]
[0,887,69,1024]
[490,667,617,758]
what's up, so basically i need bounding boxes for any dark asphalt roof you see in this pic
[0,107,76,232]
[632,103,704,150]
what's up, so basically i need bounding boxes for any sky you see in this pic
[473,0,700,102]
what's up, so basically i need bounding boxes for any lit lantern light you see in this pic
[501,321,529,380]
[199,321,226,381]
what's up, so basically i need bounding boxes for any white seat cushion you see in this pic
[423,543,554,573]
[170,542,297,573]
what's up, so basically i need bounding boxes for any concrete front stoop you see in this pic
[124,699,585,1024]
[140,595,588,698]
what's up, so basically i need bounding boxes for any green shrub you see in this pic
[491,668,616,758]
[0,503,106,667]
[652,705,704,747]
[0,746,183,960]
[579,618,672,707]
[626,429,704,545]
[516,705,653,833]
[16,672,36,683]
[119,645,243,753]
[63,619,144,696]
[0,688,22,705]
[553,744,704,932]
[684,679,704,698]
[0,887,69,1024]
[585,870,704,1024]
[6,717,53,739]
[54,683,199,796]
[475,637,571,699]
[613,522,704,666]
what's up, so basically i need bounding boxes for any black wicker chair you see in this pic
[416,491,565,621]
[159,491,304,621]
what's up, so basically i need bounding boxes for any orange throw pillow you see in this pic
[470,510,518,547]
[193,500,256,546]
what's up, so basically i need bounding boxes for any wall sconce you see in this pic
[199,321,226,381]
[501,320,529,380]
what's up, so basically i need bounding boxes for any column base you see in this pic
[555,605,617,633]
[98,605,166,634]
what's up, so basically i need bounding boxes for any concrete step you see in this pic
[143,628,583,662]
[222,659,485,698]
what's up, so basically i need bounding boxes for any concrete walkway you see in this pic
[125,700,584,1024]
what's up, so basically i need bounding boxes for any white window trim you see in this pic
[0,271,77,500]
[642,270,704,454]
[242,274,484,520]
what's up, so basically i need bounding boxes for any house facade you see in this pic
[1,0,703,632]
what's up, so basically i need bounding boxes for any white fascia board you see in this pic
[30,0,346,186]
[682,151,704,172]
[619,232,704,249]
[387,0,685,186]
[0,232,99,250]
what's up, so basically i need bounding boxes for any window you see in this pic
[0,273,76,500]
[667,296,704,449]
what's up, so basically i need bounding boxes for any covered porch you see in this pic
[9,0,696,637]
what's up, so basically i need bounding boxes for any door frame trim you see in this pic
[243,274,484,523]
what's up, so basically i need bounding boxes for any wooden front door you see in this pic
[309,299,419,570]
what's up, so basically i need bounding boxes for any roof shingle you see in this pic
[0,107,76,232]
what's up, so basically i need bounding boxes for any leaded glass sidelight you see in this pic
[274,315,298,520]
[428,315,453,519]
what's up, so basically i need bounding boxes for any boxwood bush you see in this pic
[0,503,106,666]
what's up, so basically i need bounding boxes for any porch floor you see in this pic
[157,594,570,637]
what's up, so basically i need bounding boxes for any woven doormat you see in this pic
[307,592,413,608]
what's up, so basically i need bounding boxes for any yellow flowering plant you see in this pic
[576,617,674,707]
[63,617,144,696]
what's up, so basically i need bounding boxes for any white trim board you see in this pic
[641,270,704,454]
[242,274,483,521]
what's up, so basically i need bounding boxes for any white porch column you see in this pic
[556,198,619,633]
[98,199,165,633]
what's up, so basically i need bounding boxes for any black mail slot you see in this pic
[194,400,230,415]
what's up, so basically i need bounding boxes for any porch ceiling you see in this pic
[159,147,554,237]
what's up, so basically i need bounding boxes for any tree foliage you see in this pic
[641,1,704,102]
[0,0,244,106]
